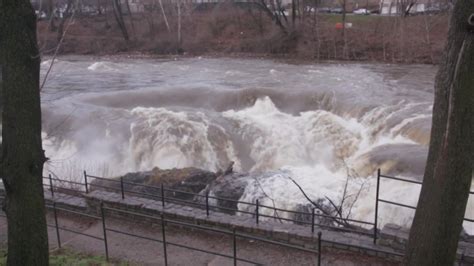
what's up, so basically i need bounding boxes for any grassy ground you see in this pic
[0,248,128,266]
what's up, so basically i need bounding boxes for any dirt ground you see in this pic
[0,211,401,266]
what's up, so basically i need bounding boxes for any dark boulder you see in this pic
[293,199,337,226]
[90,167,217,202]
[200,172,249,214]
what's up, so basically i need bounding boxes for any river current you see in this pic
[39,57,473,233]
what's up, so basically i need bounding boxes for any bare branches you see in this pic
[112,0,129,41]
[253,0,287,32]
[40,2,77,91]
[252,176,283,223]
[285,158,369,231]
[285,175,354,228]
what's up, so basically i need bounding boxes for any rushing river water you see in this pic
[39,57,473,233]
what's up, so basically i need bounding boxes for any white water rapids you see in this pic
[38,57,473,234]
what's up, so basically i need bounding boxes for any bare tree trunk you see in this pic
[177,0,182,52]
[312,0,321,60]
[0,0,49,265]
[405,1,474,265]
[47,0,57,31]
[124,0,136,38]
[112,0,129,41]
[423,15,435,64]
[341,0,348,59]
[57,0,73,43]
[158,0,170,32]
[104,0,110,28]
[291,0,296,26]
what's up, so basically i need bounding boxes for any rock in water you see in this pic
[202,172,249,214]
[91,167,217,201]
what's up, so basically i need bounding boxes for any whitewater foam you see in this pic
[39,58,473,234]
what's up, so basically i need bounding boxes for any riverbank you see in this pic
[38,7,449,64]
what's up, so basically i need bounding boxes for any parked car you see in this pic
[353,8,371,15]
[330,7,343,14]
[317,7,331,13]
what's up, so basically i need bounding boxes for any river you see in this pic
[39,56,473,234]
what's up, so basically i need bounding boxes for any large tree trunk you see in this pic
[405,1,474,265]
[0,0,49,265]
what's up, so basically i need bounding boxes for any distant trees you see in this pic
[253,0,289,32]
[399,0,417,16]
[29,0,452,61]
[0,0,49,265]
[405,1,474,265]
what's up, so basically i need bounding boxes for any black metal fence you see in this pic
[374,169,474,244]
[0,189,407,264]
[0,194,321,265]
[45,172,377,238]
[42,169,474,250]
[100,204,321,265]
[63,171,375,236]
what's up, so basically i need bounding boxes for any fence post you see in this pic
[311,208,315,233]
[233,227,237,266]
[100,202,109,261]
[120,177,125,200]
[256,199,259,225]
[161,214,168,266]
[206,192,209,217]
[53,202,61,249]
[374,169,381,245]
[161,184,165,208]
[84,170,89,194]
[49,174,54,197]
[317,231,322,266]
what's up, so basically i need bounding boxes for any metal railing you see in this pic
[1,196,323,265]
[374,169,474,244]
[42,172,376,240]
[0,199,405,264]
[85,172,376,234]
[0,190,406,264]
[101,204,322,265]
[43,169,473,248]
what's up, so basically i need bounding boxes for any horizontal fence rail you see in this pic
[1,199,406,265]
[80,171,376,237]
[374,169,474,244]
[6,168,474,264]
[40,169,474,251]
[0,195,328,265]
